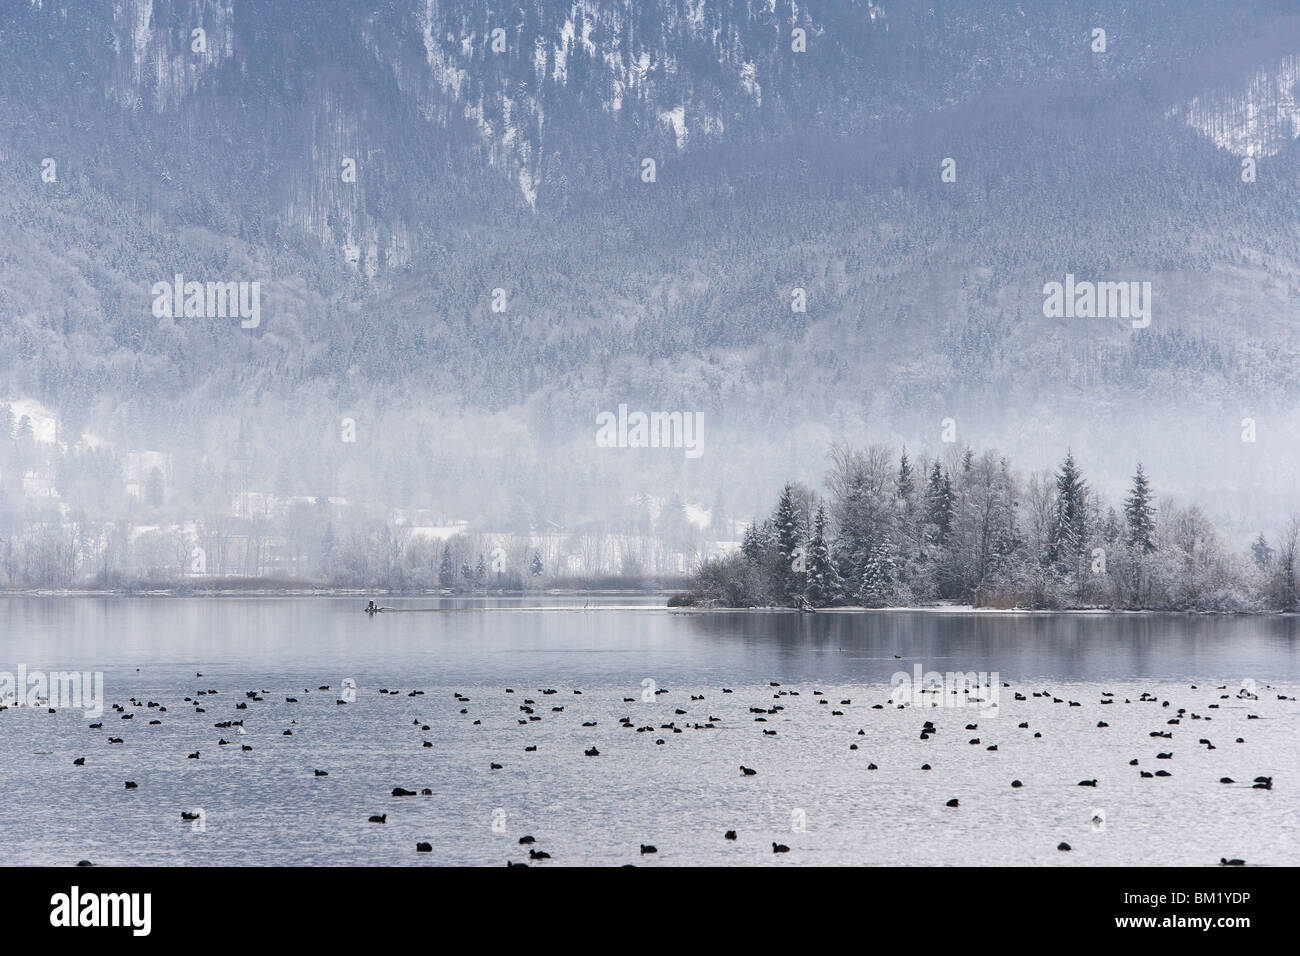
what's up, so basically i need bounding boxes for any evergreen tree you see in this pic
[1049,451,1088,564]
[530,550,544,576]
[740,518,780,602]
[923,463,954,543]
[741,519,777,564]
[804,505,841,606]
[1102,506,1123,545]
[1123,463,1156,554]
[474,554,488,585]
[1251,533,1273,570]
[896,450,915,507]
[438,544,455,587]
[833,477,872,584]
[773,484,803,601]
[860,537,898,608]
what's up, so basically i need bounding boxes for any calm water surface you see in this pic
[1,596,1297,866]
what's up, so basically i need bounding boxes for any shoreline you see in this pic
[0,589,1292,615]
[667,605,1293,616]
[0,587,681,599]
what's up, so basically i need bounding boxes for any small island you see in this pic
[672,442,1297,613]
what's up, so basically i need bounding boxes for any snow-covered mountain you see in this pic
[4,0,1300,537]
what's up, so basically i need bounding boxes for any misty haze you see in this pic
[4,0,1300,593]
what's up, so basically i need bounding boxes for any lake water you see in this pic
[2,596,1297,866]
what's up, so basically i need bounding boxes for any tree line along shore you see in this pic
[673,443,1300,613]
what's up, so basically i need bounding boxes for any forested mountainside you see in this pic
[4,1,1300,585]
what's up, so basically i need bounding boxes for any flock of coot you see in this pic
[3,671,1289,866]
